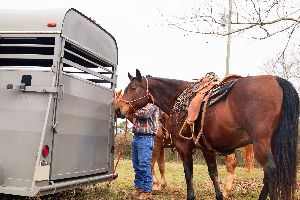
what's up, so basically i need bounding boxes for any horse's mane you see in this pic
[146,75,191,85]
[145,75,191,114]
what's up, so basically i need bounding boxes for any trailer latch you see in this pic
[7,83,60,93]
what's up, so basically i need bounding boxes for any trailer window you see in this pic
[0,37,55,68]
[62,40,116,89]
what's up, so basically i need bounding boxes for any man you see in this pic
[131,103,159,200]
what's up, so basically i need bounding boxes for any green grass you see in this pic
[40,159,300,200]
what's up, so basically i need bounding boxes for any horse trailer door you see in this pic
[0,69,56,188]
[50,75,114,180]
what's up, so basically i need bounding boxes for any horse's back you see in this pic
[229,75,283,120]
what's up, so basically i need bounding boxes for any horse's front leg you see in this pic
[202,149,223,200]
[176,141,195,200]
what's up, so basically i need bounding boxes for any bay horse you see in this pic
[115,91,255,197]
[116,69,299,200]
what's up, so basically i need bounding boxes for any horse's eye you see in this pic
[130,86,136,91]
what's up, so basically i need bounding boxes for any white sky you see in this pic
[2,0,289,90]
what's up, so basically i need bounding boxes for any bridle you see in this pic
[117,76,155,111]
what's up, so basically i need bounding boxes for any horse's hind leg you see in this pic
[151,135,162,190]
[254,143,276,200]
[202,149,223,200]
[223,153,237,198]
[258,179,269,200]
[243,144,254,173]
[157,147,167,189]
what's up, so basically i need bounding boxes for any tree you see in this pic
[159,0,300,54]
[261,46,300,94]
[116,120,132,134]
[162,1,299,36]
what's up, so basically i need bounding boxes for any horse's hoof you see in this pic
[160,183,167,190]
[152,185,161,194]
[152,180,159,185]
[216,195,224,200]
[152,189,161,195]
[187,197,195,200]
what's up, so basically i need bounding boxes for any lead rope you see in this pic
[145,77,155,104]
[107,118,128,187]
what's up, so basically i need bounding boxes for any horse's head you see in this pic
[117,69,154,117]
[114,89,126,119]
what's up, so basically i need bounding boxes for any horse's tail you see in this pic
[273,77,299,199]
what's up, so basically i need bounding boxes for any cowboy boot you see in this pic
[137,192,153,200]
[131,188,143,198]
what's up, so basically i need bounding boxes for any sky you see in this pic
[2,0,289,90]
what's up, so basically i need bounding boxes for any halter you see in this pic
[117,76,155,111]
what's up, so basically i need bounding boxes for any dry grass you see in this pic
[38,159,300,200]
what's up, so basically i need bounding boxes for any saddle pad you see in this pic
[208,79,239,107]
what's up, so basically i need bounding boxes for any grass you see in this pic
[40,159,300,200]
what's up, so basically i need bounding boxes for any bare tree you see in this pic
[158,0,300,53]
[261,47,300,94]
[162,1,299,36]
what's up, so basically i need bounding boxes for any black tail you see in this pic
[273,77,299,199]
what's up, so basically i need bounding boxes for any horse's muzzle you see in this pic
[115,108,126,119]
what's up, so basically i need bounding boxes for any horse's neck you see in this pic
[148,77,190,115]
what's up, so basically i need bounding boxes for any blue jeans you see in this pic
[132,135,154,192]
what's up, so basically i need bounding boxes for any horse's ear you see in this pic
[128,73,133,81]
[115,89,122,99]
[136,69,142,82]
[116,89,122,97]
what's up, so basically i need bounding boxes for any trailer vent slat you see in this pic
[0,37,55,45]
[62,40,116,88]
[0,37,55,67]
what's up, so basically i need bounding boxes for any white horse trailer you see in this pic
[0,8,118,196]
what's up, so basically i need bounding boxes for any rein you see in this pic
[117,76,155,111]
